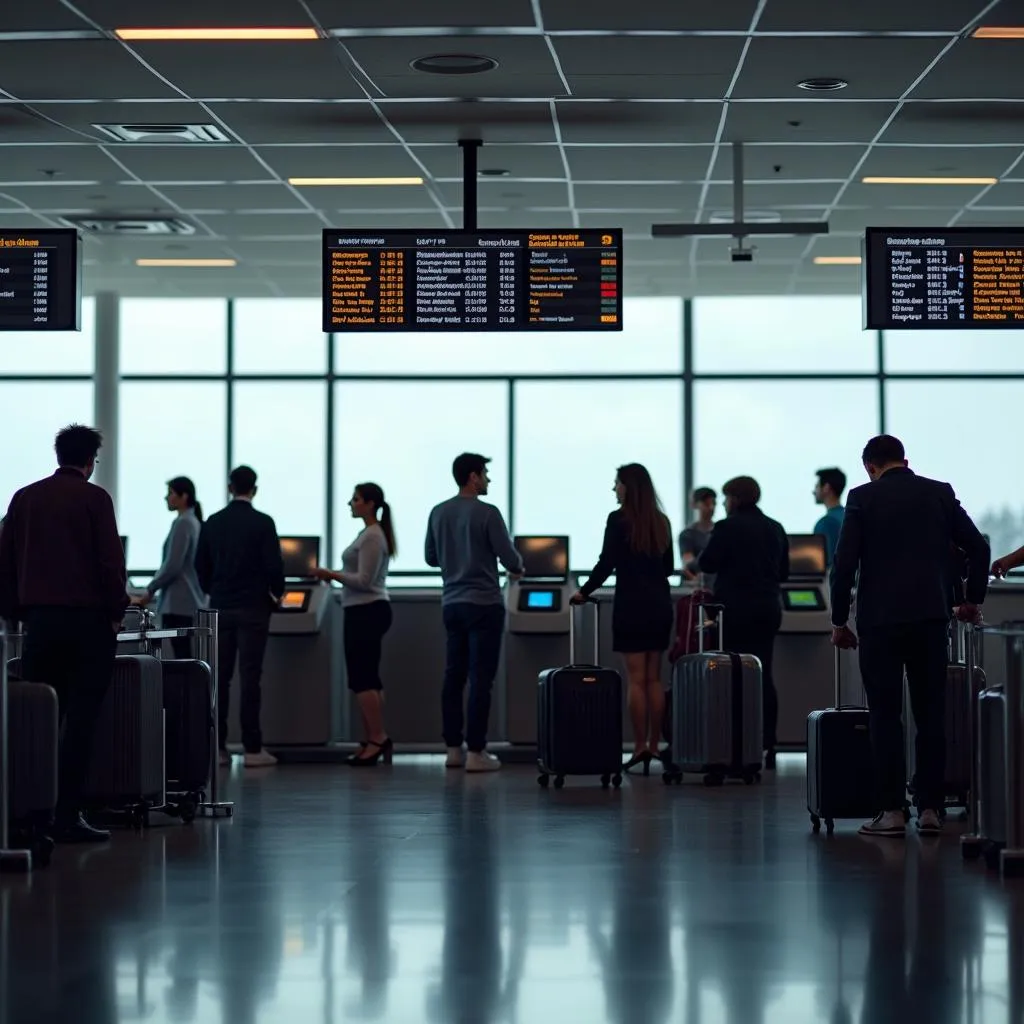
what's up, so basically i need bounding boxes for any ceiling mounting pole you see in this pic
[459,139,481,231]
[732,141,745,251]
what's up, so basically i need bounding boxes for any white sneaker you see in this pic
[465,750,501,773]
[917,808,943,835]
[445,746,465,768]
[244,749,278,768]
[858,810,906,838]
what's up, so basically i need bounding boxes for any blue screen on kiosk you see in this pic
[526,591,556,609]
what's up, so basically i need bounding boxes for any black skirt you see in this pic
[611,592,673,653]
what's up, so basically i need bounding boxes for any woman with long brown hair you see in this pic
[571,463,674,774]
[314,482,396,767]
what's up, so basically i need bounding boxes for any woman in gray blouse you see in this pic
[135,476,205,659]
[314,482,395,767]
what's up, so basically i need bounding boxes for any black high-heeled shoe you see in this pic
[345,740,369,766]
[349,738,393,767]
[623,751,652,776]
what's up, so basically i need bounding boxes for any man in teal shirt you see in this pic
[813,467,847,566]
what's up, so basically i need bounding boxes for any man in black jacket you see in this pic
[830,435,989,838]
[196,465,285,768]
[0,424,128,842]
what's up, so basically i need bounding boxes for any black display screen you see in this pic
[787,534,827,578]
[863,227,1024,329]
[280,536,320,579]
[514,535,570,580]
[0,229,82,331]
[322,229,622,332]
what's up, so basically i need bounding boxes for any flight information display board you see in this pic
[863,227,1024,329]
[0,229,82,331]
[322,229,622,332]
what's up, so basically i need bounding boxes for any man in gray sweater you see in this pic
[426,452,524,772]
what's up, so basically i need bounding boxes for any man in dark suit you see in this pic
[830,434,989,838]
[0,424,128,842]
[196,465,285,768]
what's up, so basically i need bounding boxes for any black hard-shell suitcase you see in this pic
[977,684,1007,867]
[82,654,165,824]
[162,659,213,820]
[664,605,763,786]
[5,662,59,864]
[537,599,623,789]
[807,648,877,834]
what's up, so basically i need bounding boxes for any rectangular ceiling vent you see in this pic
[92,123,231,143]
[61,216,196,236]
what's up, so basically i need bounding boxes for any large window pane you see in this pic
[0,383,93,512]
[232,382,326,541]
[693,296,877,373]
[885,329,1024,373]
[886,381,1024,559]
[233,299,327,374]
[0,297,94,374]
[334,382,508,571]
[335,298,682,375]
[514,381,684,570]
[120,299,227,375]
[118,383,227,569]
[694,381,880,533]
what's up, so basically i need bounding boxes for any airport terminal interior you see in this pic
[3,1,1024,1021]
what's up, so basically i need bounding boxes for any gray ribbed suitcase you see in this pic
[978,684,1006,856]
[82,654,165,817]
[6,676,59,824]
[665,606,763,785]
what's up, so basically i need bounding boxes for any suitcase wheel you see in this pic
[825,818,835,836]
[703,773,724,787]
[612,774,622,788]
[742,772,760,785]
[600,774,610,789]
[537,774,550,788]
[810,814,821,833]
[554,775,565,790]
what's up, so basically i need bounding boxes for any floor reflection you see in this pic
[1,759,1022,1024]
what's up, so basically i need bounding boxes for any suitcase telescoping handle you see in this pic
[696,602,724,654]
[569,596,600,666]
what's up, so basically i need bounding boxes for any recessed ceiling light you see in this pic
[709,210,781,225]
[479,168,511,177]
[862,175,998,185]
[288,177,424,186]
[115,27,320,41]
[410,53,499,75]
[136,258,237,267]
[814,255,862,265]
[797,77,848,92]
[973,26,1024,38]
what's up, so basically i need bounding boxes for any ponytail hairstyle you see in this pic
[167,476,203,523]
[616,462,669,556]
[355,482,396,558]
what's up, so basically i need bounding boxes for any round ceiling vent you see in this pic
[411,53,499,75]
[797,77,849,92]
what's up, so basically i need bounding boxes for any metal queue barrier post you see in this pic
[0,624,32,872]
[1002,630,1024,878]
[962,623,986,860]
[195,608,232,819]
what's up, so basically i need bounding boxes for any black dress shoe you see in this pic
[53,814,111,844]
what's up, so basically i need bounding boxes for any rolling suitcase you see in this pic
[905,619,983,810]
[82,654,165,826]
[162,659,213,821]
[977,683,1007,868]
[807,648,876,834]
[537,599,623,789]
[664,605,763,786]
[5,669,58,865]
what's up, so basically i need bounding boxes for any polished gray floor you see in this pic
[2,755,1022,1024]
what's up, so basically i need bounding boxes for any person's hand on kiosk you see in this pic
[312,567,336,583]
[992,557,1011,579]
[830,624,858,650]
[508,570,524,582]
[955,602,982,625]
[569,590,587,606]
[130,592,150,607]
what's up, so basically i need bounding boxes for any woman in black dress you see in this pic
[572,463,674,773]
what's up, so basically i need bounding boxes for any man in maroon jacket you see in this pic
[0,424,128,842]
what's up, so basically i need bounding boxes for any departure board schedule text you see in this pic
[322,230,622,332]
[864,228,1024,329]
[0,229,82,332]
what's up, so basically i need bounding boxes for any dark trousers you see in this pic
[216,606,271,754]
[441,602,505,752]
[343,600,393,692]
[722,607,782,751]
[161,612,193,661]
[859,618,948,811]
[21,606,117,819]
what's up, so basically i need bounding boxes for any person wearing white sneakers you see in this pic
[830,435,989,838]
[426,453,524,773]
[196,465,285,769]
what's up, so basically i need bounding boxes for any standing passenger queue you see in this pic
[0,424,1003,844]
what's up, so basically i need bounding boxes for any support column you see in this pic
[92,292,120,511]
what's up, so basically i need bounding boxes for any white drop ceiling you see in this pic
[0,0,1022,297]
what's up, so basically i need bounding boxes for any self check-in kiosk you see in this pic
[505,536,575,743]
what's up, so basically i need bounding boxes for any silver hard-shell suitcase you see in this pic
[664,605,763,786]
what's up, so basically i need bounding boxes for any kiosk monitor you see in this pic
[513,535,570,581]
[280,536,320,580]
[787,534,827,579]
